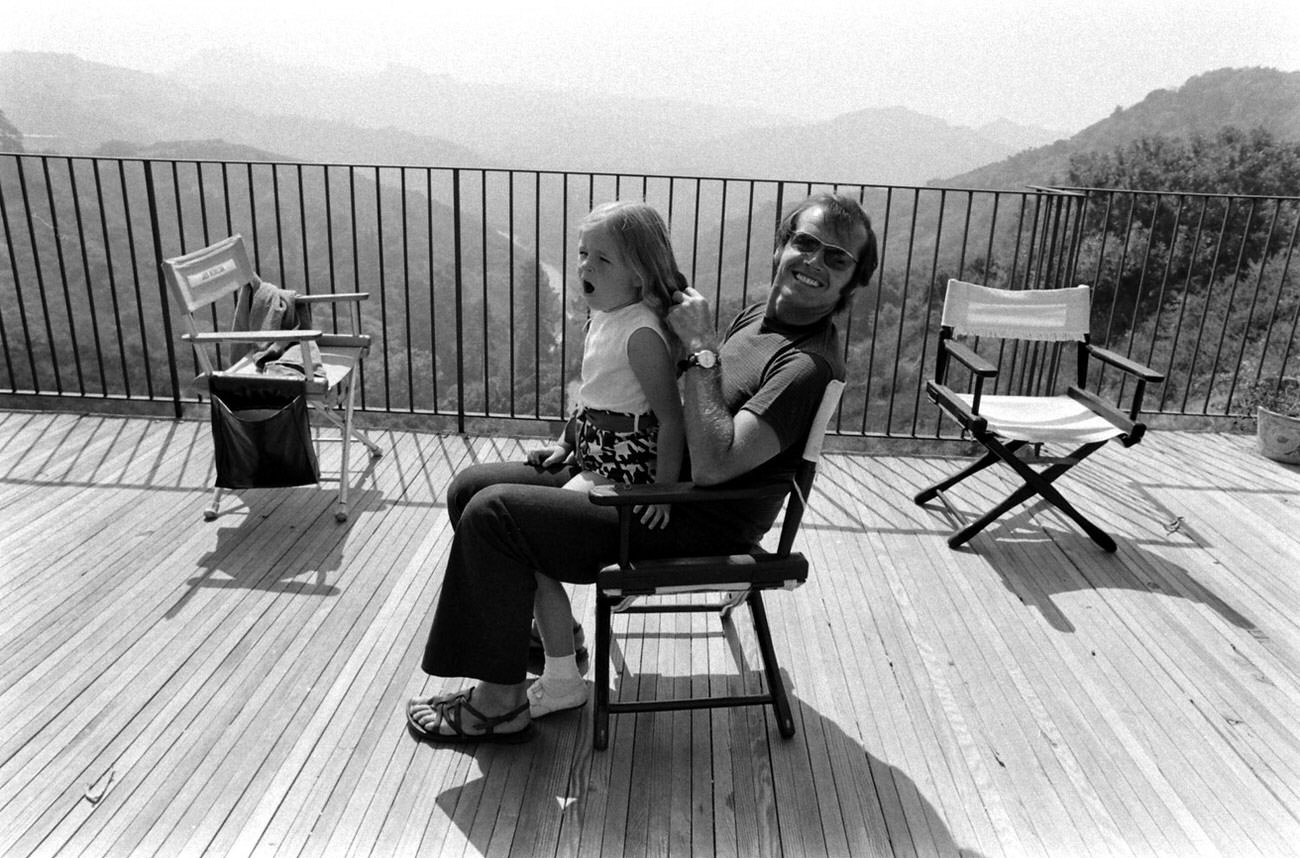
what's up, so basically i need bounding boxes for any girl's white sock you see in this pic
[543,654,582,682]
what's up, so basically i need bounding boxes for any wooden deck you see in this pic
[2,409,1299,857]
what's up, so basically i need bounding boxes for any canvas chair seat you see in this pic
[953,393,1125,444]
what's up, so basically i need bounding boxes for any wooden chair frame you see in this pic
[162,235,382,522]
[586,380,844,750]
[915,280,1164,551]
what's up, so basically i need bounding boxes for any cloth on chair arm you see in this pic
[209,374,319,489]
[230,280,324,373]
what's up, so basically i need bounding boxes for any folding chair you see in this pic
[914,279,1164,551]
[586,379,844,750]
[162,234,382,523]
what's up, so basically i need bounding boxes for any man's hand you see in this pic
[526,442,571,470]
[666,286,720,353]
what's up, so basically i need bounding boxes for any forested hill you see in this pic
[940,67,1300,190]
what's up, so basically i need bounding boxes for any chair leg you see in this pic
[914,442,1025,504]
[593,590,614,750]
[951,441,1116,551]
[748,591,796,739]
[335,377,357,523]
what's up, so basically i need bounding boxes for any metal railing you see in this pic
[2,152,1297,438]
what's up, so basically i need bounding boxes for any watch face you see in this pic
[695,350,717,368]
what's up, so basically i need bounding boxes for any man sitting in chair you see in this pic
[407,193,878,743]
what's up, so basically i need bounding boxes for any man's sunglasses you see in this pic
[788,231,858,271]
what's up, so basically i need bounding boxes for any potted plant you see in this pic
[1237,377,1300,464]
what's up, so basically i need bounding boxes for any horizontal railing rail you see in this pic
[2,153,1297,439]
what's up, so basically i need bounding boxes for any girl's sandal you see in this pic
[406,688,534,744]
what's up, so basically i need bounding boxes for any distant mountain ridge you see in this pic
[940,67,1300,189]
[1,50,1057,185]
[0,51,480,168]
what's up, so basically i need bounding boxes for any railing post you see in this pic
[144,161,183,420]
[452,169,465,434]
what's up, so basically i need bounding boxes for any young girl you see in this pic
[523,200,687,718]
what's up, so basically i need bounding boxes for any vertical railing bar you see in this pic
[197,161,211,243]
[246,162,259,270]
[117,160,149,399]
[374,165,390,412]
[92,159,130,394]
[324,165,339,333]
[1226,198,1282,409]
[690,178,702,302]
[1186,197,1232,414]
[1204,199,1257,415]
[559,174,571,418]
[349,167,367,409]
[1144,195,1185,386]
[169,160,184,250]
[143,161,180,415]
[401,167,414,413]
[740,180,755,307]
[913,188,945,437]
[0,161,35,391]
[18,157,57,394]
[427,167,439,412]
[1269,202,1300,382]
[481,170,490,416]
[885,187,920,435]
[861,186,892,435]
[984,192,1001,282]
[507,170,518,416]
[533,171,541,418]
[297,164,310,292]
[452,169,465,431]
[1168,196,1210,412]
[69,157,105,395]
[272,164,286,282]
[44,157,83,393]
[1100,192,1138,357]
[714,180,728,329]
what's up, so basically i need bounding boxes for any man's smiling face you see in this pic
[767,205,868,326]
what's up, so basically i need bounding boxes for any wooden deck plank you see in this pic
[4,414,1300,856]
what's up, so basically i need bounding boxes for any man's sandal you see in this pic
[406,689,534,744]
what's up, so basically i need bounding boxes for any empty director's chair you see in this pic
[915,279,1164,551]
[586,379,845,750]
[162,235,382,522]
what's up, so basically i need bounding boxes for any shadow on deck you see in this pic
[2,409,1299,857]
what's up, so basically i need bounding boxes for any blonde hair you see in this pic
[580,201,687,319]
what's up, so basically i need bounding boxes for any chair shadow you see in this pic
[163,483,383,618]
[427,624,988,857]
[939,497,1259,635]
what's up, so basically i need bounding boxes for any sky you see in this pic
[4,0,1299,134]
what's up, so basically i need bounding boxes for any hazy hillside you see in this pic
[941,67,1300,189]
[1,50,1057,185]
[165,51,798,174]
[0,52,481,168]
[654,106,1052,185]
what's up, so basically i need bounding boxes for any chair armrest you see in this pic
[588,479,791,507]
[1086,345,1164,382]
[1067,386,1142,443]
[184,330,323,344]
[943,340,998,377]
[926,380,988,434]
[296,292,370,304]
[318,333,372,350]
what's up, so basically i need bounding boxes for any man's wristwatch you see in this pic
[677,348,718,373]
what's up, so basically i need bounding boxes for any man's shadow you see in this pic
[163,484,381,618]
[428,624,987,857]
